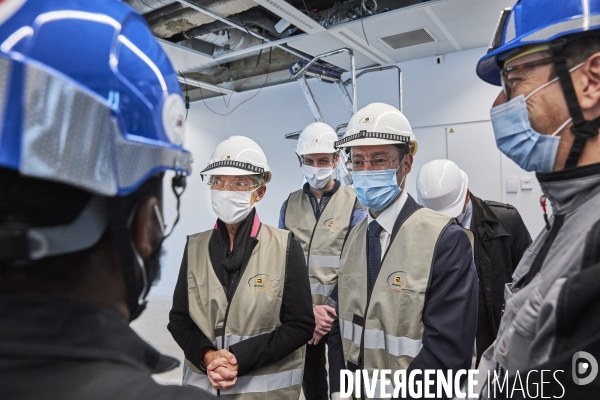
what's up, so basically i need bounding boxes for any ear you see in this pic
[578,53,600,115]
[402,153,413,175]
[333,153,340,168]
[130,197,162,261]
[253,185,267,204]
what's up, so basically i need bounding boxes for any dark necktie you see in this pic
[367,220,384,292]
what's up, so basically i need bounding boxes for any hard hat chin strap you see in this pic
[549,39,600,169]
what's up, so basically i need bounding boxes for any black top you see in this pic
[469,194,531,366]
[328,195,478,398]
[0,295,211,400]
[168,215,314,376]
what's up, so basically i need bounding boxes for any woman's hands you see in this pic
[203,349,239,390]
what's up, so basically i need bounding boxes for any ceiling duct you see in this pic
[124,0,179,15]
[173,7,284,41]
[379,28,436,50]
[147,0,259,38]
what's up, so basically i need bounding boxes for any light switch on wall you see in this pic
[521,177,533,190]
[506,176,519,193]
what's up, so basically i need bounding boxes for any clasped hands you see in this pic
[202,349,239,390]
[309,305,337,345]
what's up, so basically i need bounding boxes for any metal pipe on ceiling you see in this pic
[343,65,403,111]
[177,75,235,95]
[124,0,178,15]
[291,47,357,114]
[177,0,313,62]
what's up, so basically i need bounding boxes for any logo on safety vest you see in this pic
[248,274,269,292]
[323,218,338,230]
[386,271,407,292]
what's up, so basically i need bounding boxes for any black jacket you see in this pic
[469,194,531,365]
[0,295,211,400]
[168,217,314,376]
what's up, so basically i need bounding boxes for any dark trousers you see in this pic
[302,334,329,400]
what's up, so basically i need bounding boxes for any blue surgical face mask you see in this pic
[352,162,405,211]
[490,62,583,173]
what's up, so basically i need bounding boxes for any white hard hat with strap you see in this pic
[335,102,418,156]
[200,136,272,183]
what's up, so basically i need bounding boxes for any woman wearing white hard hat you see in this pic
[280,122,367,400]
[168,136,314,399]
[328,103,478,399]
[416,159,531,367]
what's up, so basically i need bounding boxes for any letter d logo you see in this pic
[572,351,598,385]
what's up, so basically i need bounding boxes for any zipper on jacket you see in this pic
[216,230,259,398]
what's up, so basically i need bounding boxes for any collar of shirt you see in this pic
[367,188,409,237]
[458,199,473,229]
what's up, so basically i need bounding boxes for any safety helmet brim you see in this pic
[434,182,468,219]
[295,148,338,155]
[200,167,260,177]
[477,5,600,86]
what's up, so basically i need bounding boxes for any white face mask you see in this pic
[211,188,258,224]
[301,164,334,189]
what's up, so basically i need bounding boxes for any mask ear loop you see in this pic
[164,173,186,240]
[524,62,584,138]
[524,62,584,101]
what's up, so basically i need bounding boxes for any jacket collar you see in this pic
[469,194,510,239]
[470,194,499,223]
[0,295,178,374]
[537,163,600,215]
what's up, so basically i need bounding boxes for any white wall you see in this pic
[153,46,547,295]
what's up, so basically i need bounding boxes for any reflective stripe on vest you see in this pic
[184,365,303,396]
[339,318,423,358]
[183,222,304,398]
[338,208,451,373]
[284,185,357,305]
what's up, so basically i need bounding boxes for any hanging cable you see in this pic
[200,47,272,116]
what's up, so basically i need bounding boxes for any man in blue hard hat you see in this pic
[474,0,600,396]
[0,1,212,399]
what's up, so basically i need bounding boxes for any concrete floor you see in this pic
[131,293,184,385]
[131,293,311,399]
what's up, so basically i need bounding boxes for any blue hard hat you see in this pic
[0,0,192,196]
[477,0,600,86]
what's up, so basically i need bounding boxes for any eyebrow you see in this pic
[369,151,392,158]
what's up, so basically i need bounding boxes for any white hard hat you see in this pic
[335,103,418,155]
[416,159,468,218]
[296,122,338,155]
[200,136,272,183]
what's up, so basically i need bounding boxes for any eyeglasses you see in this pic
[501,56,555,100]
[209,179,259,191]
[346,158,398,172]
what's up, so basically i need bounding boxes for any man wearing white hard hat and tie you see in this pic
[328,103,478,399]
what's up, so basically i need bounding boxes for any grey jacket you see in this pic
[476,163,600,397]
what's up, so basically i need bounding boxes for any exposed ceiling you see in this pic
[124,0,514,101]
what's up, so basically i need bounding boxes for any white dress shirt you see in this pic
[366,189,408,260]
